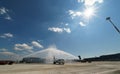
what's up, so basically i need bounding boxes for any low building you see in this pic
[21,57,46,63]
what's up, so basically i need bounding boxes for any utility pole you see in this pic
[106,17,120,34]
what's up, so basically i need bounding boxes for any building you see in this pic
[21,57,46,63]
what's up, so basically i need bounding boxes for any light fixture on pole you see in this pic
[106,17,120,34]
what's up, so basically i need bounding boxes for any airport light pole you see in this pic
[106,17,120,34]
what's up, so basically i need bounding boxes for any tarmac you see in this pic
[0,62,120,74]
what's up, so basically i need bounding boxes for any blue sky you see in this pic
[0,0,120,59]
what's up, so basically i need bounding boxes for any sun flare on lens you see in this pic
[83,7,95,19]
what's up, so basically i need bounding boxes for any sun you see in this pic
[83,7,95,19]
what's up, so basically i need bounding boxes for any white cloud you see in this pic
[14,43,33,51]
[77,0,82,3]
[68,10,82,19]
[77,0,103,6]
[0,33,13,38]
[65,23,69,26]
[0,51,21,60]
[68,0,104,26]
[79,22,86,27]
[48,27,63,33]
[5,15,12,20]
[68,7,96,19]
[0,7,12,20]
[4,33,13,37]
[48,27,71,34]
[84,0,103,6]
[14,41,44,53]
[32,41,44,48]
[0,7,8,14]
[64,28,71,33]
[0,51,16,56]
[0,48,7,52]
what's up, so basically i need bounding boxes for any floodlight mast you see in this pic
[106,17,120,34]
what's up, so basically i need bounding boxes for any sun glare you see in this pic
[83,7,95,19]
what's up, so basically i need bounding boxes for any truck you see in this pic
[53,59,65,65]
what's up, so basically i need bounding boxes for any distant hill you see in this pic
[83,53,120,61]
